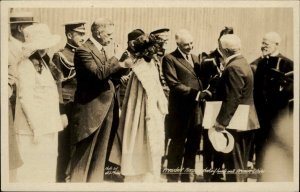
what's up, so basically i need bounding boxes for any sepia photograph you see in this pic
[1,0,299,191]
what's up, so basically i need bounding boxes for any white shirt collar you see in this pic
[178,47,190,59]
[90,36,103,52]
[261,50,280,58]
[270,50,280,57]
[224,53,241,65]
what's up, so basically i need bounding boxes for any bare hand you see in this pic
[120,75,130,85]
[61,114,68,129]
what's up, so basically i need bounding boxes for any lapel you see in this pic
[174,49,197,77]
[85,38,107,65]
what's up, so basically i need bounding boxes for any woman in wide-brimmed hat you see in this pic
[14,23,67,183]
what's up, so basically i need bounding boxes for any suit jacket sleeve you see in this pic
[75,47,122,80]
[216,65,245,126]
[162,56,198,100]
[18,60,40,134]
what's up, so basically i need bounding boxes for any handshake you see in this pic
[198,89,212,101]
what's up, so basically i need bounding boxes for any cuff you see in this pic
[195,91,201,101]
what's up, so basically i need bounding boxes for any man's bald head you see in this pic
[175,29,194,55]
[91,18,114,46]
[261,32,281,56]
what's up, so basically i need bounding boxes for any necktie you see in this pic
[186,54,194,67]
[101,47,107,61]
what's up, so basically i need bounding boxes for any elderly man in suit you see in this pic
[68,18,130,182]
[250,32,293,179]
[214,34,260,182]
[200,27,234,182]
[162,29,211,182]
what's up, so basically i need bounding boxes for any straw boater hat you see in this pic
[23,23,61,55]
[10,11,37,24]
[208,128,234,153]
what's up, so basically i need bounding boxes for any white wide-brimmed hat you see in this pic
[23,23,61,54]
[208,128,234,153]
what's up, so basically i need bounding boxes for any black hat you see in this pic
[128,29,145,42]
[219,26,234,39]
[150,28,170,36]
[63,20,86,33]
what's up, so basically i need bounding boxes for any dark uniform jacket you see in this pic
[199,49,224,100]
[52,43,77,104]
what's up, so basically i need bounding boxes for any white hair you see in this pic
[219,34,241,52]
[263,32,281,44]
[175,29,193,43]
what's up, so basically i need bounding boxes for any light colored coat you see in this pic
[117,58,168,178]
[14,58,63,136]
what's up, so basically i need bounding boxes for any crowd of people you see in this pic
[8,11,294,183]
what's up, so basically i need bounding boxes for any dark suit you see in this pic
[215,55,259,182]
[69,38,122,182]
[162,48,203,182]
[251,54,293,171]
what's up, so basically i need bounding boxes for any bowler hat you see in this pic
[23,23,61,55]
[208,128,234,153]
[10,11,37,24]
[128,29,145,42]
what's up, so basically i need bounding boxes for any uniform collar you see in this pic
[65,43,77,52]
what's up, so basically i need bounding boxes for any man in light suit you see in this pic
[68,18,130,182]
[214,34,260,182]
[162,29,211,182]
[8,11,37,182]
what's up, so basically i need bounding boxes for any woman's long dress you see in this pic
[118,58,168,182]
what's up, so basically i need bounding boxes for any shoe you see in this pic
[104,171,124,182]
[181,173,196,182]
[210,174,225,182]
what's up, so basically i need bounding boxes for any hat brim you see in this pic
[208,128,234,153]
[10,21,38,24]
[23,34,61,52]
[72,29,86,33]
[221,130,234,153]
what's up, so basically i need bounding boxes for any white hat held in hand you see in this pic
[208,128,234,153]
[23,23,61,56]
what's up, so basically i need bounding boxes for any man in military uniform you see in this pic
[150,28,170,170]
[52,20,86,182]
[200,27,234,182]
[250,32,293,180]
[150,28,170,98]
